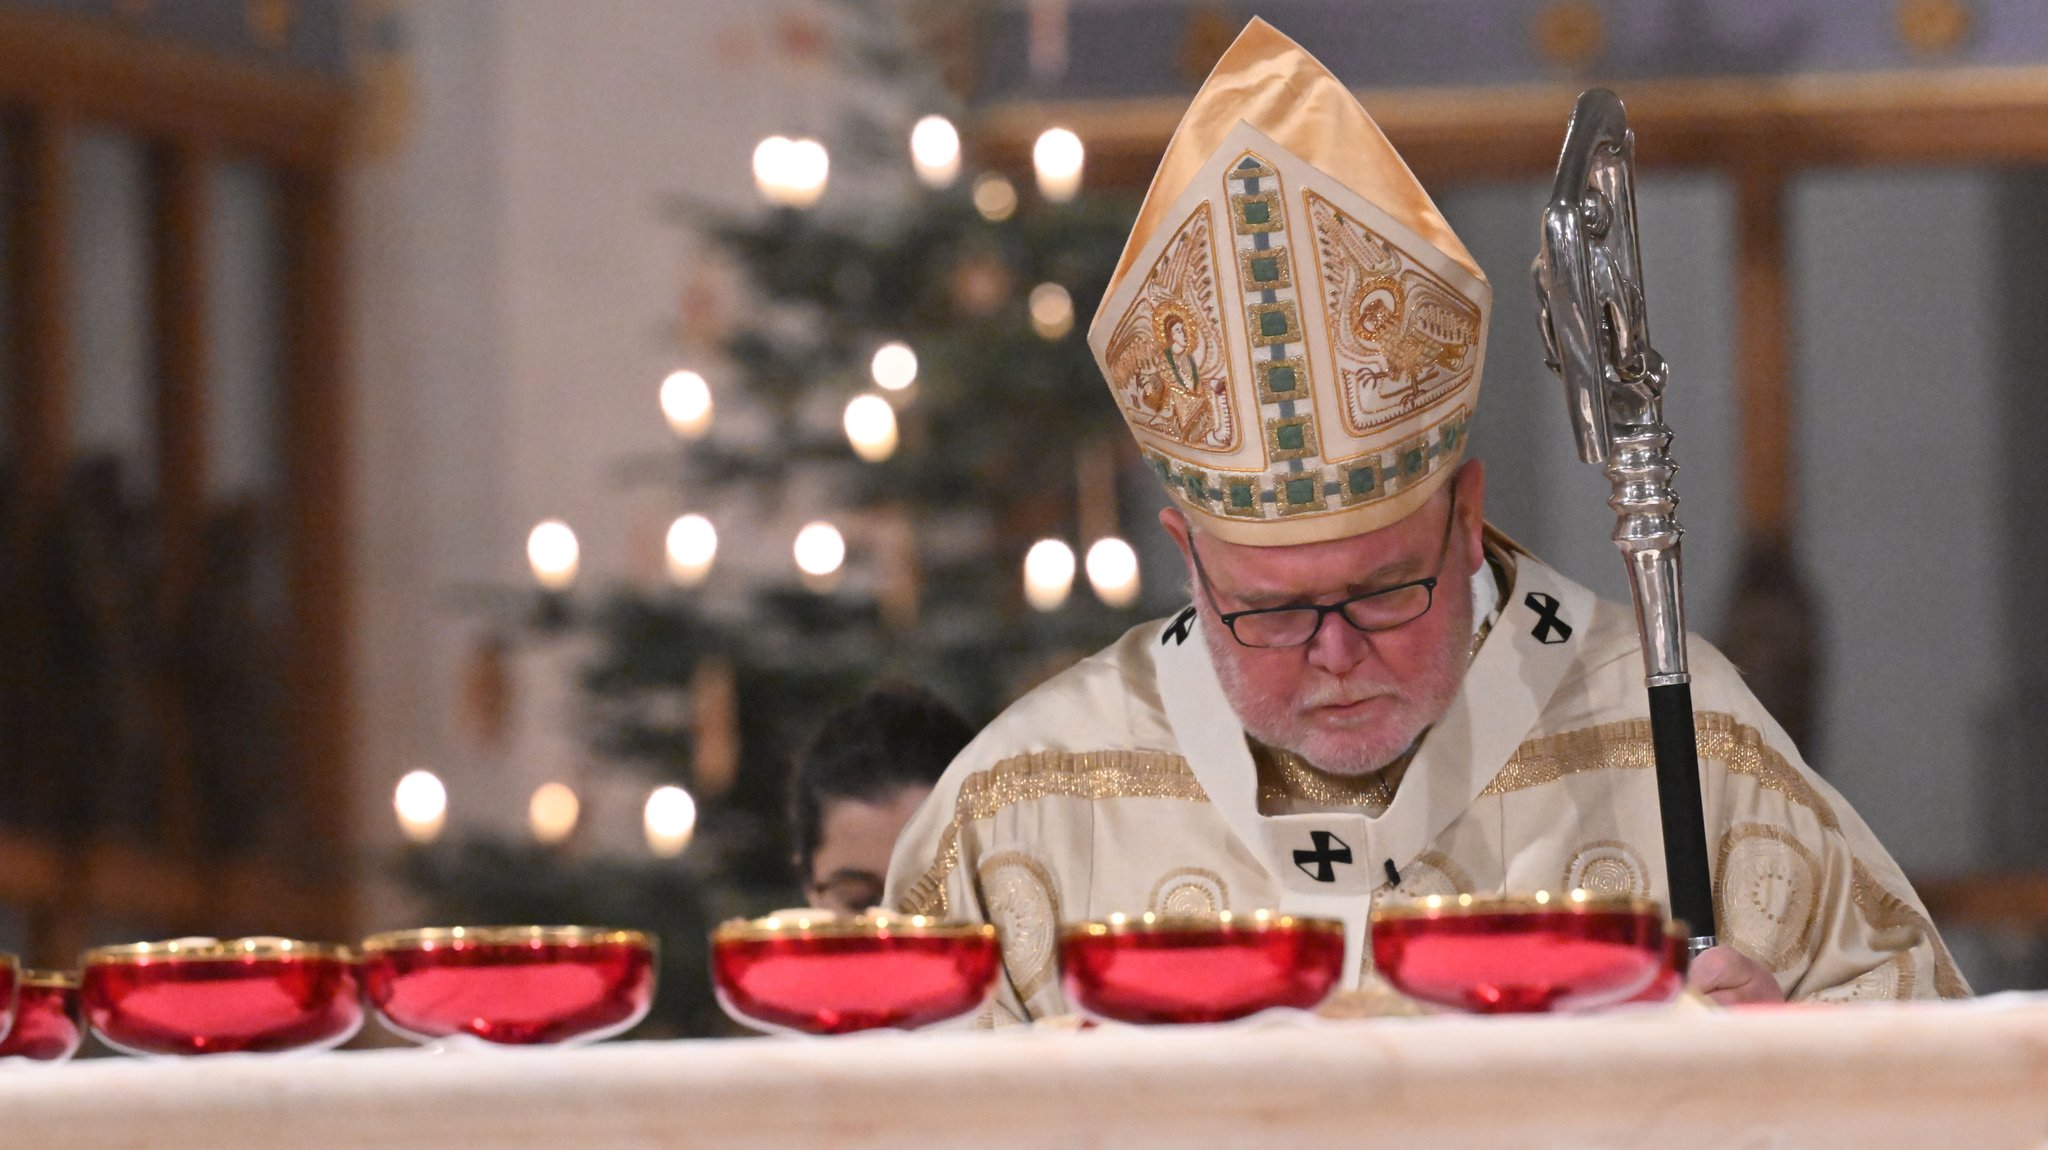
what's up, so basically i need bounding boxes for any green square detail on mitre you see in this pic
[1227,482,1256,509]
[1275,423,1305,451]
[1349,467,1375,495]
[1259,310,1289,338]
[1284,477,1316,505]
[1249,256,1280,284]
[1267,364,1297,392]
[1402,448,1426,476]
[1241,200,1271,225]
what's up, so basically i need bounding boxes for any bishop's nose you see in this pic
[1303,612,1375,676]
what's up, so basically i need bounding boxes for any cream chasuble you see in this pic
[884,546,1967,1023]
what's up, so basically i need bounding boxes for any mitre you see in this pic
[1087,18,1491,545]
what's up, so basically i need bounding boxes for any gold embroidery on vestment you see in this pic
[1253,742,1400,813]
[1148,866,1231,919]
[1565,839,1650,899]
[1850,859,1969,999]
[1480,712,1842,832]
[1716,822,1823,971]
[977,850,1063,1002]
[898,750,1211,918]
[1804,953,1917,1003]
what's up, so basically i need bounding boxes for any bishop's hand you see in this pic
[1686,945,1786,1005]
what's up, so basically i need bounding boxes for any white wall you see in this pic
[350,0,836,904]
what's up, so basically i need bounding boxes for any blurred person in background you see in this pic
[790,682,975,915]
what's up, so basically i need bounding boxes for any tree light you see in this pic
[527,519,579,591]
[1023,538,1076,612]
[910,114,961,188]
[645,784,697,857]
[665,513,718,586]
[844,394,899,462]
[972,173,1018,221]
[394,770,447,844]
[752,135,830,208]
[1086,536,1141,607]
[1029,282,1074,341]
[659,369,712,438]
[794,521,846,578]
[529,781,580,845]
[870,341,918,391]
[1033,127,1084,202]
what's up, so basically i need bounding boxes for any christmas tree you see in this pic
[404,2,1156,1037]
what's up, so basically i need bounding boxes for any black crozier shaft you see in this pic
[1648,680,1714,939]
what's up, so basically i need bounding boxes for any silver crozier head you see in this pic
[1532,88,1665,465]
[1533,88,1690,684]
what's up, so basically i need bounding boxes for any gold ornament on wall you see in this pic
[1898,0,1971,55]
[1178,5,1237,84]
[1534,0,1604,70]
[246,0,294,50]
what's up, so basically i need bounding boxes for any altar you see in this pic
[8,997,2048,1150]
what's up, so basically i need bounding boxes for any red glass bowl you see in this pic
[1371,891,1668,1014]
[361,926,656,1046]
[0,951,17,1045]
[711,913,999,1035]
[1060,911,1346,1025]
[81,938,363,1056]
[0,971,83,1062]
[1623,927,1691,1005]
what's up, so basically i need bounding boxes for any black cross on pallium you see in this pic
[1293,830,1353,883]
[1161,605,1198,646]
[1524,591,1573,644]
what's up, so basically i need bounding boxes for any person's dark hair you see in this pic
[788,681,975,883]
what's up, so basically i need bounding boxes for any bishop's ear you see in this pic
[1158,506,1195,560]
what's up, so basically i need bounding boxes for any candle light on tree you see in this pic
[528,782,580,845]
[972,173,1018,221]
[1023,538,1076,611]
[909,114,961,188]
[870,341,918,391]
[665,514,718,586]
[1086,536,1141,607]
[394,770,448,844]
[644,785,697,857]
[1029,282,1074,340]
[659,369,713,439]
[794,521,846,583]
[527,520,580,591]
[1033,127,1084,202]
[843,394,899,462]
[753,135,830,208]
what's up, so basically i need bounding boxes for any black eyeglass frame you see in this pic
[1187,486,1462,649]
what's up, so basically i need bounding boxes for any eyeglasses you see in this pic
[1189,487,1460,649]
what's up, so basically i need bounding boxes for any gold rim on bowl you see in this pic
[22,970,78,990]
[361,925,654,953]
[1369,889,1663,923]
[1061,909,1344,940]
[712,912,996,944]
[82,937,355,966]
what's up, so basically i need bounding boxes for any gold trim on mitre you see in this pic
[1088,18,1490,546]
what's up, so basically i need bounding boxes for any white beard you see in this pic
[1203,594,1472,777]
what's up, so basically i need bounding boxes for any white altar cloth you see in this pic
[7,997,2048,1149]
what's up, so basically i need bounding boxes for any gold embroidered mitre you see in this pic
[1087,18,1490,546]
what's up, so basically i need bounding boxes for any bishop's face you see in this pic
[1163,461,1486,777]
